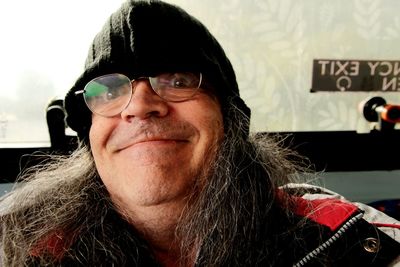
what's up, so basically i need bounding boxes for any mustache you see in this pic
[107,118,197,151]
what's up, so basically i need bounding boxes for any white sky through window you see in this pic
[0,0,125,99]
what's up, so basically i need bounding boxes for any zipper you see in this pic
[293,212,364,267]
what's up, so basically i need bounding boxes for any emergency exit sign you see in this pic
[311,59,400,92]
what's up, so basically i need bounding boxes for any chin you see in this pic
[120,178,192,206]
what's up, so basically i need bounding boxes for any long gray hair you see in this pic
[0,103,312,266]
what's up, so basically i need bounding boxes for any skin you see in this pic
[89,79,224,265]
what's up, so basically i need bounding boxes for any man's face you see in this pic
[89,80,224,214]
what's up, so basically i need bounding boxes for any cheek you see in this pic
[89,116,115,160]
[203,114,223,141]
[192,102,224,152]
[89,118,119,193]
[201,102,224,139]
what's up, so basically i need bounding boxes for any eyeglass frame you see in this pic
[74,72,203,117]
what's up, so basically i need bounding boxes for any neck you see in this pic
[120,201,194,267]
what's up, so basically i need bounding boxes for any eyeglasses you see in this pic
[75,72,202,117]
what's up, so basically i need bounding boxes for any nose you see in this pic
[120,79,169,121]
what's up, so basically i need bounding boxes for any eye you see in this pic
[157,73,199,89]
[105,91,116,100]
[104,86,123,100]
[171,74,191,88]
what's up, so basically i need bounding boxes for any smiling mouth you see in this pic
[117,139,188,152]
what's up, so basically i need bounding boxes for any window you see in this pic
[1,0,400,147]
[0,0,125,146]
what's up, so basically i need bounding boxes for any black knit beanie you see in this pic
[64,0,250,142]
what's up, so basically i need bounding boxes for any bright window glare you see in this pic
[0,0,125,146]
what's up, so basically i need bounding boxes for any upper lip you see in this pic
[109,120,195,152]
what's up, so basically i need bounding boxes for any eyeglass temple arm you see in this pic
[74,90,84,96]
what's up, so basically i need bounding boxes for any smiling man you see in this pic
[0,1,399,266]
[87,73,224,257]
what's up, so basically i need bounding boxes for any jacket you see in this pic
[286,183,400,266]
[28,184,400,266]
